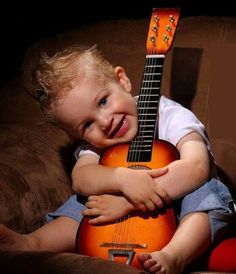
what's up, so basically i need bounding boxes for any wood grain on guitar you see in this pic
[76,8,180,269]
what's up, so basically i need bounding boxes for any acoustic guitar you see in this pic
[76,8,180,269]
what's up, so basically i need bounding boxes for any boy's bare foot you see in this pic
[138,250,183,274]
[0,224,39,251]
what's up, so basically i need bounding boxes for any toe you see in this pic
[137,253,152,263]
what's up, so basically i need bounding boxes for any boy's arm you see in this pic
[72,153,121,195]
[71,153,170,211]
[155,131,210,200]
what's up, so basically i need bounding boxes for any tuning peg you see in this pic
[163,34,169,42]
[166,25,172,32]
[169,15,175,23]
[150,35,156,42]
[152,25,158,32]
[154,15,159,23]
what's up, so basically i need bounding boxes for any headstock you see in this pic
[146,8,180,55]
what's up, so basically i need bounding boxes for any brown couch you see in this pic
[0,14,236,273]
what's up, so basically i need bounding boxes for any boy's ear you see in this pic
[115,66,132,92]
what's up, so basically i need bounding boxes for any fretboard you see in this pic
[127,54,164,162]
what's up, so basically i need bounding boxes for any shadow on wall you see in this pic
[170,47,203,109]
[59,141,80,178]
[217,166,236,201]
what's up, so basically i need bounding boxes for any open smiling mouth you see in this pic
[110,116,126,138]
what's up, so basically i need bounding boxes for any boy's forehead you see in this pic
[59,77,105,110]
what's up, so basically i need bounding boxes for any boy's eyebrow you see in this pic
[93,88,107,103]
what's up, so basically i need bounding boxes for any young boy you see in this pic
[0,44,235,274]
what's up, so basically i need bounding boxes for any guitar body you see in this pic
[76,140,179,269]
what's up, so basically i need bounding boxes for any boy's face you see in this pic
[57,67,138,148]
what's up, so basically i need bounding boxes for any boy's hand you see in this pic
[82,194,135,225]
[116,166,171,212]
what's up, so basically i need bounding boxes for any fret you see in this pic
[144,72,162,75]
[138,100,159,104]
[132,139,153,143]
[128,149,152,152]
[143,76,161,81]
[139,118,156,122]
[131,143,152,147]
[134,135,153,139]
[139,117,157,120]
[139,97,159,101]
[142,80,161,83]
[145,66,162,70]
[138,112,157,115]
[144,73,161,76]
[139,114,156,118]
[138,119,156,122]
[141,87,160,90]
[143,79,161,83]
[138,107,157,110]
[139,129,154,132]
[138,94,159,97]
[136,135,153,138]
[145,65,162,68]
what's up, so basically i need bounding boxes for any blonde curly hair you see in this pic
[35,44,116,127]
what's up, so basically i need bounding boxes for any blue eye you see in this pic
[99,97,107,106]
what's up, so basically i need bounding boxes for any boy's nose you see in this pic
[98,114,113,133]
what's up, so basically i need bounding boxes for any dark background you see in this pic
[0,0,235,86]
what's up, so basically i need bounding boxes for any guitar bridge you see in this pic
[100,242,147,249]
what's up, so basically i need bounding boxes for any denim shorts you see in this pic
[176,178,235,242]
[46,195,86,223]
[46,178,235,243]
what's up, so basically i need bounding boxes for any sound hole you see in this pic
[128,165,151,170]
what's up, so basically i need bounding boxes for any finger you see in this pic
[159,191,171,205]
[137,203,148,213]
[153,190,171,205]
[85,201,98,208]
[144,199,156,211]
[154,187,171,205]
[148,167,168,177]
[88,215,107,225]
[87,195,98,201]
[150,195,164,208]
[82,208,100,217]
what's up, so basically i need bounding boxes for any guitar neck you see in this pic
[127,8,180,163]
[127,54,165,162]
[138,54,165,137]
